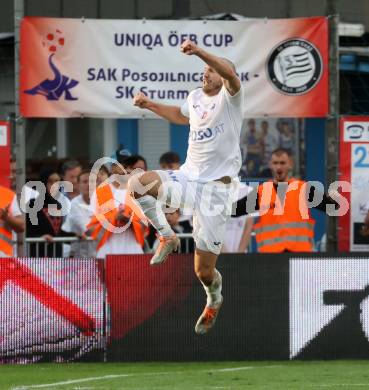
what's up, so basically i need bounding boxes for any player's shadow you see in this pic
[296,285,369,359]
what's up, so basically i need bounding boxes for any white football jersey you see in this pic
[180,85,244,182]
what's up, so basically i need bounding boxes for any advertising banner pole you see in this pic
[326,13,340,253]
[14,0,26,256]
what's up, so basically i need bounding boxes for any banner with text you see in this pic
[20,17,328,118]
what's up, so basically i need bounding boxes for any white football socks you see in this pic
[201,269,222,306]
[136,195,174,237]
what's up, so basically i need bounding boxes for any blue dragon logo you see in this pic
[24,54,79,101]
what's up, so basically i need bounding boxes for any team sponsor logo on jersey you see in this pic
[190,122,225,142]
[266,38,323,96]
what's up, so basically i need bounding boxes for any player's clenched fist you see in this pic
[180,39,199,55]
[133,92,150,109]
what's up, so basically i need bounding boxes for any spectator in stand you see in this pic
[242,119,263,177]
[222,216,254,253]
[0,183,25,257]
[90,163,110,190]
[114,146,147,173]
[59,160,82,200]
[87,155,148,258]
[10,157,39,204]
[159,151,181,170]
[236,217,255,253]
[96,164,110,186]
[362,204,369,239]
[121,154,147,173]
[277,120,295,155]
[222,184,255,253]
[9,156,37,256]
[260,120,278,171]
[26,169,70,257]
[158,151,193,236]
[62,169,96,258]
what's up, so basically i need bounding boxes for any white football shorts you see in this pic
[155,169,238,255]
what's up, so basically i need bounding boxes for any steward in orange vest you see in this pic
[0,186,25,257]
[87,183,148,253]
[233,148,338,253]
[253,179,315,252]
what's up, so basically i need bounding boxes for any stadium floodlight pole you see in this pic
[14,0,26,256]
[326,12,340,253]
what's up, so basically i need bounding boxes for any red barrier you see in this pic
[105,254,195,341]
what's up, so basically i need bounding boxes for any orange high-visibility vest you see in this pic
[87,184,147,251]
[0,186,15,256]
[253,179,315,253]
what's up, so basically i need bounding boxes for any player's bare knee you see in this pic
[128,171,161,199]
[194,263,214,285]
[196,269,213,285]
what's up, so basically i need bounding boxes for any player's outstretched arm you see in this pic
[181,39,241,96]
[133,92,189,125]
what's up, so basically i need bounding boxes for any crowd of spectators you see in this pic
[240,118,296,178]
[10,148,206,258]
[8,137,333,258]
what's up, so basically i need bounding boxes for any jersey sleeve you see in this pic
[180,99,190,117]
[223,84,244,107]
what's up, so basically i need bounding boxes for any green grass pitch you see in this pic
[1,361,369,390]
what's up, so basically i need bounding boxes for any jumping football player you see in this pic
[131,39,243,334]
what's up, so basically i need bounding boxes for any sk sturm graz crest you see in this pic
[266,38,323,96]
[24,29,79,101]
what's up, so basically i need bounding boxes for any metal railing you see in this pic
[21,234,195,257]
[25,237,96,258]
[175,233,194,254]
